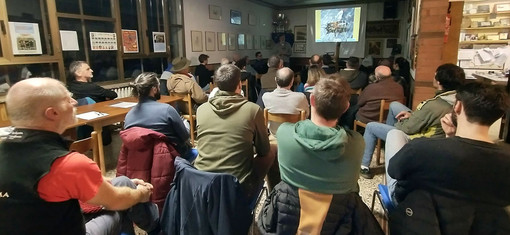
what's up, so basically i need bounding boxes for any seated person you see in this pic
[260,55,283,92]
[252,51,268,75]
[67,60,118,102]
[194,64,276,200]
[235,56,258,102]
[0,78,158,234]
[194,54,214,91]
[262,67,309,136]
[258,79,381,234]
[338,56,368,91]
[360,64,465,179]
[387,82,510,234]
[124,72,193,159]
[167,57,208,112]
[356,65,405,123]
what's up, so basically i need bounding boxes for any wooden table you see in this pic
[76,95,183,174]
[1,95,183,175]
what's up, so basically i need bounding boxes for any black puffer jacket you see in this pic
[389,190,510,235]
[258,181,384,235]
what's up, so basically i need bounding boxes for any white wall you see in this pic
[283,1,409,58]
[183,0,274,65]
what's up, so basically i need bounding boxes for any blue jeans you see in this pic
[85,176,160,235]
[361,122,396,167]
[386,101,412,126]
[384,129,411,204]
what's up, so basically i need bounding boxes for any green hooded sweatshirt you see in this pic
[277,119,364,194]
[194,91,270,185]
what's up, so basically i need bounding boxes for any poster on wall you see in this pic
[90,32,117,51]
[59,30,79,51]
[152,32,166,53]
[122,30,139,53]
[9,22,43,55]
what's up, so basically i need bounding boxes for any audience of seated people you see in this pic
[5,51,510,235]
[356,65,405,123]
[258,78,383,234]
[0,78,158,234]
[338,56,369,92]
[194,64,277,200]
[359,63,465,179]
[386,81,510,234]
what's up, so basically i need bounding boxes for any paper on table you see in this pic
[458,49,475,60]
[110,102,137,108]
[77,111,109,120]
[477,49,493,62]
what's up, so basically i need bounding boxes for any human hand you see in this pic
[136,184,153,203]
[395,111,411,121]
[441,113,457,137]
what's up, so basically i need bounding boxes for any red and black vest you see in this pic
[0,129,85,234]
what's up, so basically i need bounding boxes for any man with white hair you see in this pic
[0,78,158,234]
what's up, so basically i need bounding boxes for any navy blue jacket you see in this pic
[160,157,252,235]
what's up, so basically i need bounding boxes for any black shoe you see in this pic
[360,168,374,179]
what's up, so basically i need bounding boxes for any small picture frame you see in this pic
[230,10,241,25]
[191,31,203,52]
[205,31,215,51]
[217,32,227,51]
[248,14,256,26]
[228,33,237,51]
[253,35,260,49]
[238,34,245,50]
[293,42,306,53]
[260,35,266,49]
[366,39,383,57]
[294,25,307,42]
[209,5,221,20]
[246,34,253,50]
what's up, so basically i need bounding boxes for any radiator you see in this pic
[111,86,132,99]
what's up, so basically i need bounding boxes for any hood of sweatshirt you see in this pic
[208,90,248,116]
[292,119,348,158]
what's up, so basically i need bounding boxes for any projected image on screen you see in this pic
[315,7,361,42]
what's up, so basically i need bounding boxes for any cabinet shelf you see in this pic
[459,39,510,44]
[461,26,510,30]
[464,11,510,17]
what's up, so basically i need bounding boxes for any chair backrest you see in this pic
[69,131,100,166]
[241,79,249,100]
[378,99,391,123]
[264,108,306,127]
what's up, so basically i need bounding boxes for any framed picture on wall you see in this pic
[230,10,241,25]
[366,39,383,57]
[253,35,260,49]
[191,30,203,52]
[217,32,227,51]
[293,42,306,53]
[248,14,256,26]
[260,35,266,49]
[246,34,253,49]
[294,25,307,41]
[366,20,400,38]
[238,33,245,49]
[209,5,221,20]
[228,33,237,51]
[205,31,215,51]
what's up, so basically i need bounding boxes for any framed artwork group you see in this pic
[191,30,268,52]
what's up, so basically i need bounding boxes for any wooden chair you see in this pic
[353,99,391,165]
[69,131,104,175]
[174,93,196,145]
[264,108,306,127]
[241,79,249,100]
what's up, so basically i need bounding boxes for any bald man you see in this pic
[262,67,309,135]
[300,54,324,85]
[356,65,405,123]
[0,78,159,234]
